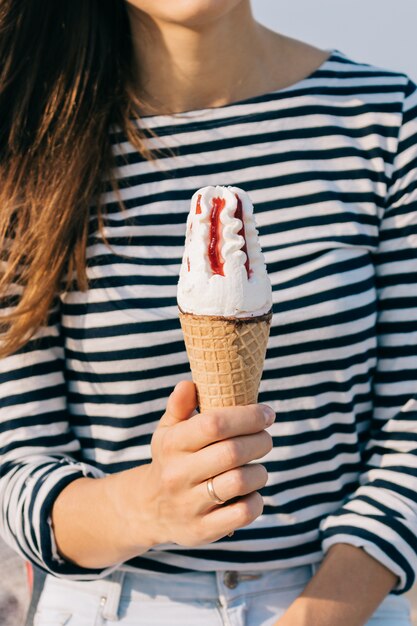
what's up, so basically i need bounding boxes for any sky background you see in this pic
[252,0,417,82]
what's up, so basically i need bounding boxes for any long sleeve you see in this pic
[320,79,417,593]
[0,298,121,579]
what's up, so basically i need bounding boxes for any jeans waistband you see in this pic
[52,563,317,621]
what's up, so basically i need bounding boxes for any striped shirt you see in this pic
[1,49,417,592]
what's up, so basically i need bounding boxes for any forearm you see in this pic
[277,544,398,626]
[51,465,157,569]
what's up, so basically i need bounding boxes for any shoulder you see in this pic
[324,48,415,105]
[277,35,414,108]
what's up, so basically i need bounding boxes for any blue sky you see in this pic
[252,0,417,81]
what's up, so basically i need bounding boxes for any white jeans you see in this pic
[32,564,411,626]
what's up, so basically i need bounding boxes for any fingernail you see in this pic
[263,406,275,426]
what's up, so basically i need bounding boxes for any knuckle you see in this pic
[235,499,254,525]
[235,493,264,525]
[222,439,241,467]
[201,412,223,441]
[253,492,264,517]
[228,469,246,494]
[258,464,269,486]
[251,464,268,489]
[261,431,273,454]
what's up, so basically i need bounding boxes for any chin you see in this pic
[125,0,247,27]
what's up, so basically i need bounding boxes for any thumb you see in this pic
[159,380,198,428]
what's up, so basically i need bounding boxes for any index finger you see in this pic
[171,404,275,452]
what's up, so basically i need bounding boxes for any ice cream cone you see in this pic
[177,186,273,411]
[179,308,272,412]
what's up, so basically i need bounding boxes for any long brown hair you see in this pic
[0,0,150,358]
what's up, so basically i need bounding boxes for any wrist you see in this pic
[104,463,162,555]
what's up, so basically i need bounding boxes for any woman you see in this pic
[0,1,416,625]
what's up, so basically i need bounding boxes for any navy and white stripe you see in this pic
[1,50,417,591]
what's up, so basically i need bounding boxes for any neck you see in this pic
[127,2,284,115]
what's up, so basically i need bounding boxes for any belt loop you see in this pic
[101,570,126,621]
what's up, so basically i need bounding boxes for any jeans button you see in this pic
[223,571,239,589]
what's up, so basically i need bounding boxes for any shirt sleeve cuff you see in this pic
[320,512,417,593]
[32,459,125,579]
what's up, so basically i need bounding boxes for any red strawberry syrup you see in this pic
[196,194,202,214]
[208,197,225,275]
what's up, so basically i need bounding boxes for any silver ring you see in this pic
[206,476,224,504]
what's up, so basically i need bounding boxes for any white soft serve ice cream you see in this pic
[177,186,272,317]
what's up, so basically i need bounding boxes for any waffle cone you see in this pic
[179,309,272,412]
